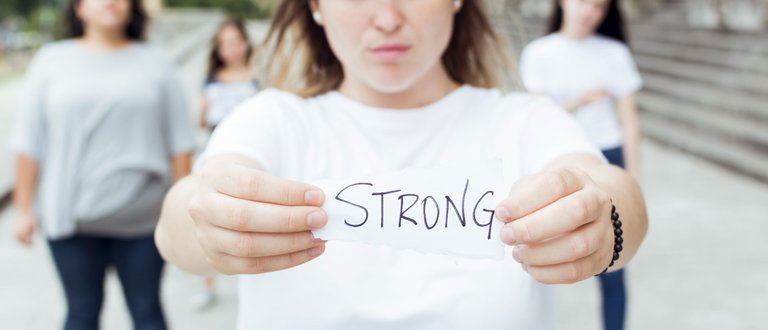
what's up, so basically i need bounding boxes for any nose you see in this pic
[371,0,404,34]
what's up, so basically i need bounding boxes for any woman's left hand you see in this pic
[495,167,615,284]
[14,211,38,246]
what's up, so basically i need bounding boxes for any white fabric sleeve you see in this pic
[518,97,606,175]
[7,46,52,160]
[519,45,545,93]
[609,45,643,98]
[193,89,285,175]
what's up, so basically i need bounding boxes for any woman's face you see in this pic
[76,0,132,34]
[217,26,251,66]
[311,0,459,94]
[560,0,610,36]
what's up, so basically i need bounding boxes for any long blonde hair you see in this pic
[260,0,515,97]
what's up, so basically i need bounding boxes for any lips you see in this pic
[370,44,411,61]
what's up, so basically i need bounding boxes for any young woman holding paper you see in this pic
[520,0,643,328]
[156,0,648,328]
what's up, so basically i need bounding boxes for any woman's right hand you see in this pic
[565,89,610,113]
[14,211,37,246]
[188,157,328,275]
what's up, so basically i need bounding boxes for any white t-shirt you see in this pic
[203,80,258,128]
[197,86,603,330]
[520,33,643,150]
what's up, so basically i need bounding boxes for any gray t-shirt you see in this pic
[7,40,196,239]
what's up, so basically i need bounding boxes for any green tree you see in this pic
[0,0,46,21]
[166,0,272,18]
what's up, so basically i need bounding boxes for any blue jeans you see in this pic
[48,235,167,330]
[598,146,627,330]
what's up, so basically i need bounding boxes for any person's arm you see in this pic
[13,155,39,245]
[496,153,647,284]
[562,89,610,113]
[170,153,192,183]
[547,153,646,270]
[156,174,214,275]
[9,46,52,246]
[199,97,209,129]
[155,154,327,276]
[616,94,641,178]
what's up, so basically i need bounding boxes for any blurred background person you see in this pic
[520,0,643,329]
[8,0,196,329]
[194,17,259,310]
[198,18,259,133]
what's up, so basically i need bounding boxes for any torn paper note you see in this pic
[312,159,506,259]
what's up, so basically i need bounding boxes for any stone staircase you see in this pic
[632,0,768,184]
[501,0,768,184]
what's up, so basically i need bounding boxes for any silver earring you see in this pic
[312,11,323,24]
[453,0,462,10]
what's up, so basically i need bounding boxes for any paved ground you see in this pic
[1,17,766,330]
[552,140,768,330]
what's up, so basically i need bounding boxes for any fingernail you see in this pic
[310,233,326,243]
[502,227,517,245]
[308,244,325,257]
[305,190,322,205]
[495,207,510,221]
[512,246,522,263]
[307,211,327,229]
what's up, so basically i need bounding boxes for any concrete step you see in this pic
[641,71,768,122]
[638,0,768,33]
[630,24,768,54]
[515,16,768,54]
[640,112,768,184]
[632,39,768,75]
[634,54,768,96]
[637,91,768,155]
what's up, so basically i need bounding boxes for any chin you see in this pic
[364,79,417,95]
[97,18,129,29]
[363,70,421,94]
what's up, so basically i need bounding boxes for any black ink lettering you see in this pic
[423,196,440,230]
[473,191,496,240]
[398,194,419,227]
[445,179,469,228]
[336,182,373,227]
[372,190,401,228]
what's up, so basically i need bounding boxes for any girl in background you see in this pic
[520,0,644,329]
[10,0,195,328]
[194,17,259,310]
[199,18,259,133]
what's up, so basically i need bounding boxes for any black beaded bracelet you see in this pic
[598,202,623,275]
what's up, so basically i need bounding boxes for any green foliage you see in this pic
[166,0,273,18]
[0,0,45,21]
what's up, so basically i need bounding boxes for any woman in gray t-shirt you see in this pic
[9,0,195,328]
